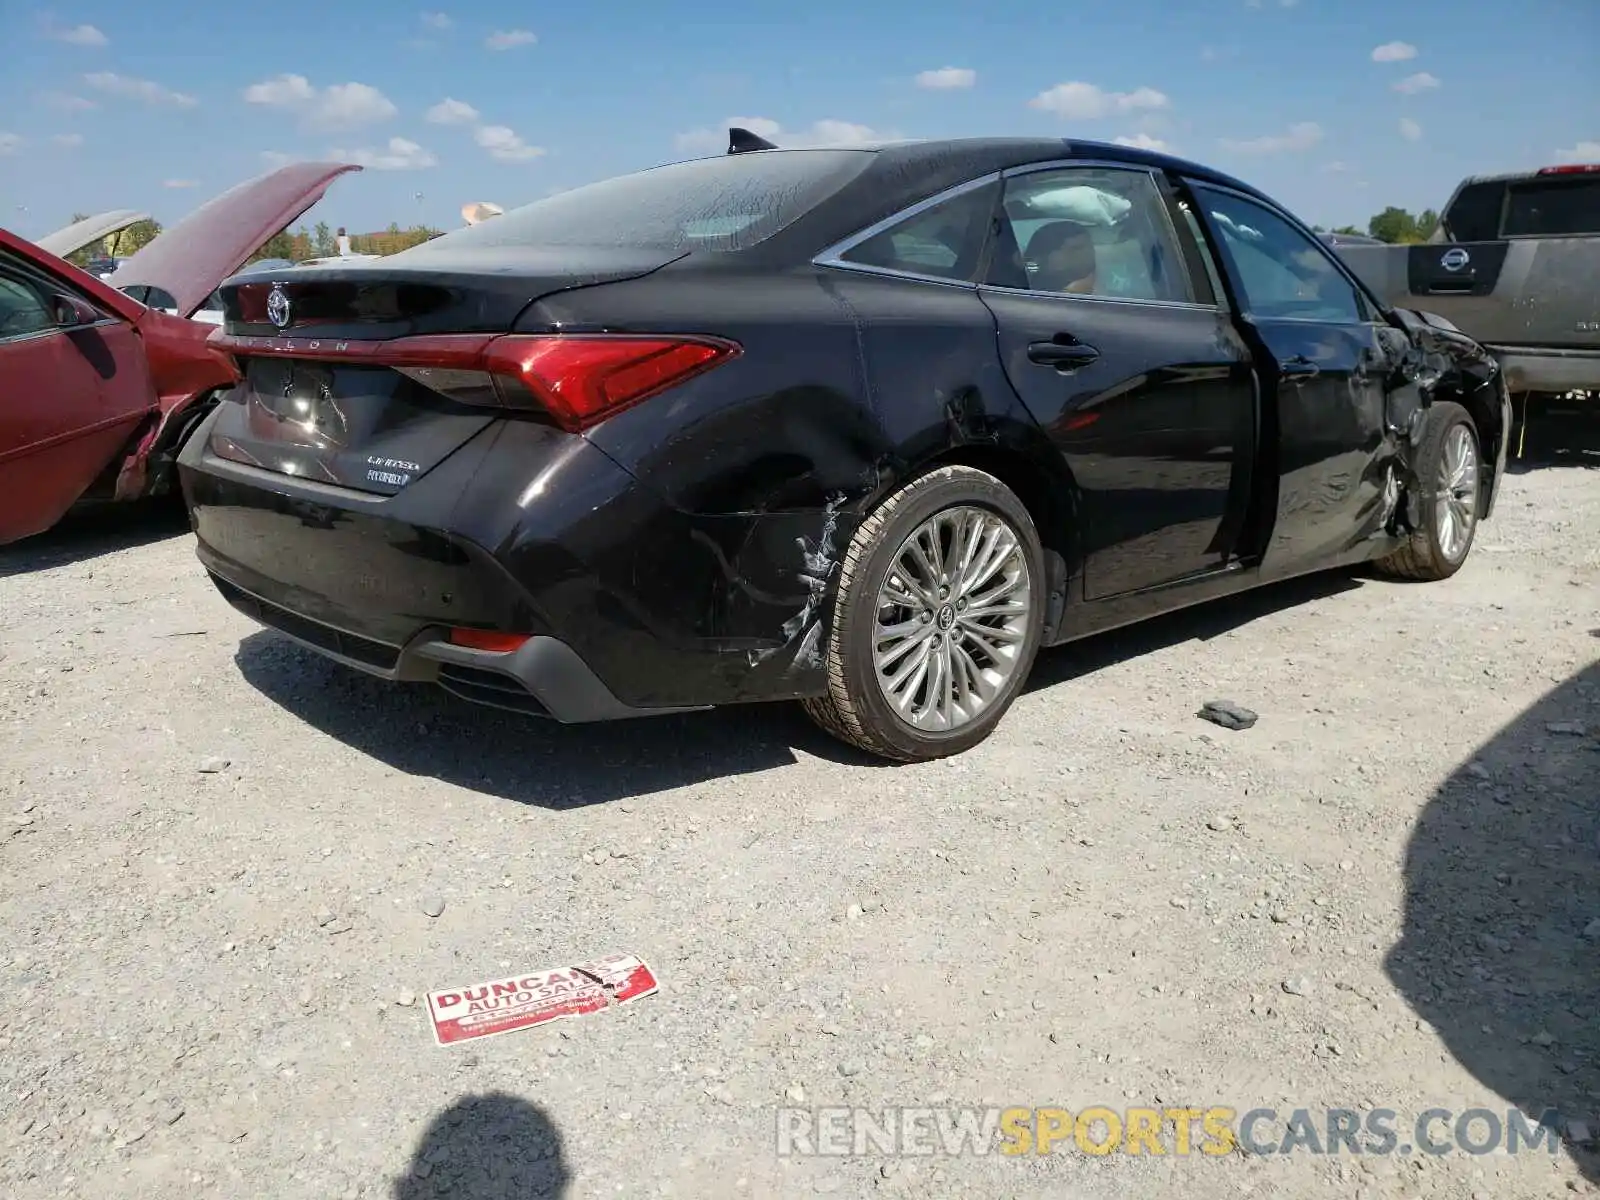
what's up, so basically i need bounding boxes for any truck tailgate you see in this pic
[1402,238,1600,351]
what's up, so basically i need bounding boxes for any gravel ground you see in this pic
[2,454,1597,1200]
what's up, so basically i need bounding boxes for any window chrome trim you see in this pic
[812,172,1000,287]
[995,158,1211,310]
[976,284,1221,313]
[1182,177,1385,322]
[1000,157,1161,179]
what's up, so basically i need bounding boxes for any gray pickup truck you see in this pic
[1332,164,1599,405]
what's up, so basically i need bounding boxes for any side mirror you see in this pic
[52,294,99,328]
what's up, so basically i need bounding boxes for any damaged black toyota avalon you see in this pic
[178,130,1510,761]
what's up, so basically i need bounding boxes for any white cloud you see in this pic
[1321,160,1350,173]
[426,97,480,125]
[84,72,197,107]
[420,11,452,29]
[673,116,889,154]
[1245,0,1298,7]
[1370,41,1417,62]
[1554,140,1600,161]
[52,133,84,148]
[1028,81,1169,120]
[1113,133,1172,152]
[40,91,96,112]
[243,74,315,106]
[243,75,397,130]
[260,150,293,167]
[485,29,536,50]
[47,22,108,47]
[0,133,23,155]
[164,178,200,188]
[915,67,976,90]
[1398,118,1423,142]
[1219,121,1323,154]
[475,124,545,162]
[329,136,438,170]
[1392,72,1440,95]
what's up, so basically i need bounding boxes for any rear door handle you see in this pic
[1281,355,1320,381]
[1027,338,1100,371]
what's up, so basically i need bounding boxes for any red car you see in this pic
[0,162,360,546]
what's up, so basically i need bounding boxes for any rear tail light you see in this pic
[1536,164,1600,175]
[206,329,740,433]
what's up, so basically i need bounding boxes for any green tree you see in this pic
[1331,224,1363,236]
[313,220,335,258]
[1367,207,1420,244]
[250,230,297,263]
[106,219,163,256]
[1414,208,1440,242]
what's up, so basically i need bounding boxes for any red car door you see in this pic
[0,258,154,544]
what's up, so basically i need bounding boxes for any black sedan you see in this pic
[178,132,1510,761]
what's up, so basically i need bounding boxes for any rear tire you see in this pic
[801,465,1046,762]
[1373,401,1481,582]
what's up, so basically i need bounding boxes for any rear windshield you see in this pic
[1502,178,1600,236]
[405,150,875,255]
[1443,176,1600,240]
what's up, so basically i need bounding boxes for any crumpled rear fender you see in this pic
[113,309,239,500]
[1386,307,1508,521]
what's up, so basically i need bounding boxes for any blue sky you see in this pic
[1,0,1595,240]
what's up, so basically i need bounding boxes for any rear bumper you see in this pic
[177,404,854,718]
[208,572,703,722]
[1485,346,1600,395]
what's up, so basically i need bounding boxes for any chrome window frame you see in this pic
[1183,178,1387,327]
[982,158,1215,311]
[811,173,1001,290]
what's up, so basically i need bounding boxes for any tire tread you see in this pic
[801,465,1027,762]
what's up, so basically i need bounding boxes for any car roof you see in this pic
[722,136,1280,267]
[748,136,1273,200]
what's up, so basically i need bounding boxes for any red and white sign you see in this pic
[425,953,659,1046]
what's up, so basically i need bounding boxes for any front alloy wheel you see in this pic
[1373,400,1482,581]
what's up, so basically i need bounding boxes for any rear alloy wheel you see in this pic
[802,465,1046,761]
[1373,401,1482,581]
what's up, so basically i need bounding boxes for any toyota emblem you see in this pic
[1439,248,1471,272]
[266,284,291,329]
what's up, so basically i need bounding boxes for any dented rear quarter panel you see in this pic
[111,309,241,500]
[512,262,1064,697]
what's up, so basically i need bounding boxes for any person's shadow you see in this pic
[392,1092,569,1198]
[1387,661,1599,1182]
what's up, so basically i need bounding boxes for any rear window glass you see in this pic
[1441,181,1504,242]
[403,151,875,254]
[1503,179,1600,236]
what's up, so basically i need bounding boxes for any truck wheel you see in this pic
[801,465,1046,762]
[1374,401,1481,582]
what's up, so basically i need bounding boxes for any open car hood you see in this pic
[106,162,362,318]
[34,209,151,259]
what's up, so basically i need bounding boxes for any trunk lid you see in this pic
[206,245,687,494]
[107,162,362,318]
[216,244,686,338]
[35,209,151,259]
[1402,238,1600,350]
